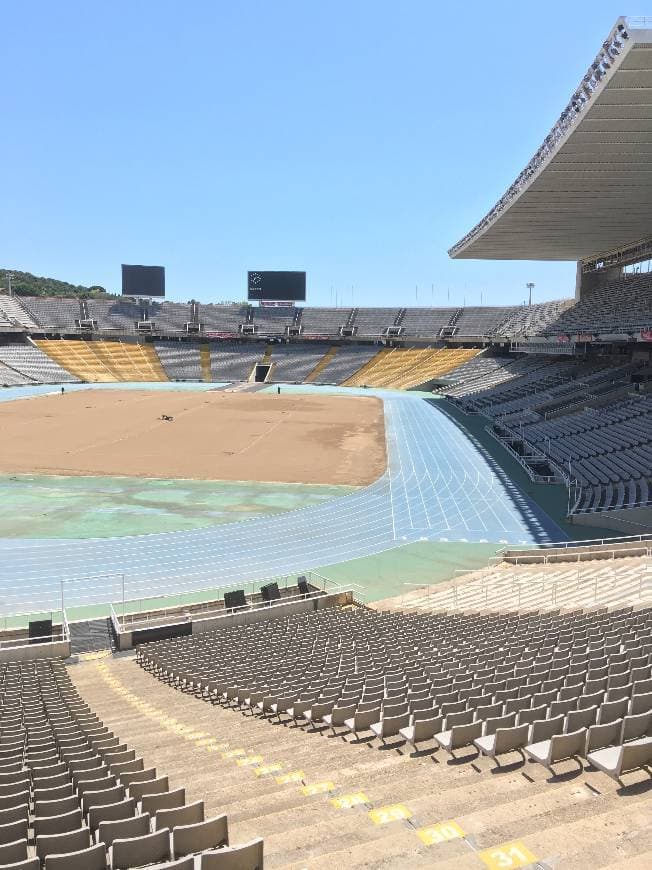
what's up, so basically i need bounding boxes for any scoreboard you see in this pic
[247,271,306,302]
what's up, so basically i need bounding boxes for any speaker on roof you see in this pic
[261,582,281,603]
[29,619,52,644]
[297,577,310,597]
[224,590,247,610]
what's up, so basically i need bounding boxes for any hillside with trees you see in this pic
[1,269,116,298]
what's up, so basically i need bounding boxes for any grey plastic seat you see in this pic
[148,859,194,869]
[0,792,29,815]
[129,775,169,802]
[566,706,597,732]
[482,712,517,737]
[516,704,548,727]
[0,837,28,865]
[445,709,475,729]
[33,784,74,803]
[630,692,652,715]
[34,796,78,818]
[369,713,411,744]
[88,798,136,831]
[322,703,358,734]
[525,727,587,773]
[587,737,652,784]
[434,721,482,757]
[77,776,117,797]
[141,788,186,816]
[121,768,157,788]
[0,858,38,870]
[586,720,623,754]
[473,723,530,763]
[342,708,380,740]
[172,814,229,858]
[0,804,29,826]
[156,800,204,831]
[200,837,264,869]
[621,712,652,743]
[44,842,107,870]
[71,766,109,787]
[111,827,171,869]
[81,785,125,815]
[475,702,503,721]
[33,808,83,838]
[110,758,144,778]
[36,826,91,864]
[98,812,151,847]
[529,714,565,745]
[398,716,443,751]
[598,697,629,725]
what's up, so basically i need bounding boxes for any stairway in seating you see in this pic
[200,345,212,382]
[0,294,39,329]
[90,342,168,381]
[342,347,392,386]
[70,653,652,870]
[305,346,338,382]
[69,618,115,655]
[36,339,117,382]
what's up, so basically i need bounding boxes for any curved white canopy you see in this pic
[449,18,652,262]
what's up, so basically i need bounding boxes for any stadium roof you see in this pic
[449,17,652,263]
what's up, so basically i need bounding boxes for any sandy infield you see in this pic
[0,390,386,485]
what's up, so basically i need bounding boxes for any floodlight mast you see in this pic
[526,282,535,306]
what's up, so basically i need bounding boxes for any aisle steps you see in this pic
[70,656,651,869]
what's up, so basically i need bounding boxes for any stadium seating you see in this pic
[511,394,652,511]
[310,345,380,384]
[200,304,249,335]
[251,307,297,336]
[36,340,168,382]
[440,354,546,397]
[0,358,33,385]
[343,347,479,388]
[0,295,39,330]
[20,297,82,330]
[267,345,330,383]
[148,301,195,333]
[351,308,401,337]
[0,657,262,867]
[451,306,514,337]
[155,342,203,381]
[138,603,652,786]
[0,343,78,384]
[399,307,458,337]
[397,541,652,613]
[87,299,145,332]
[299,308,352,336]
[209,343,263,382]
[20,294,651,342]
[540,273,652,336]
[497,300,570,336]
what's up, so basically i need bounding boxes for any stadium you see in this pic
[0,13,651,870]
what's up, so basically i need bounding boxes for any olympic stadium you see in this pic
[0,15,651,870]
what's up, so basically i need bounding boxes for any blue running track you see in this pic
[0,388,564,613]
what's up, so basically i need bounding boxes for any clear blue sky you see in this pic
[3,2,625,307]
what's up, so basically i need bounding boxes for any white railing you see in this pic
[400,561,652,613]
[0,609,69,651]
[111,572,364,633]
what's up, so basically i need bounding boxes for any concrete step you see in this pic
[69,655,652,870]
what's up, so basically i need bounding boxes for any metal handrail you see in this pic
[116,583,356,633]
